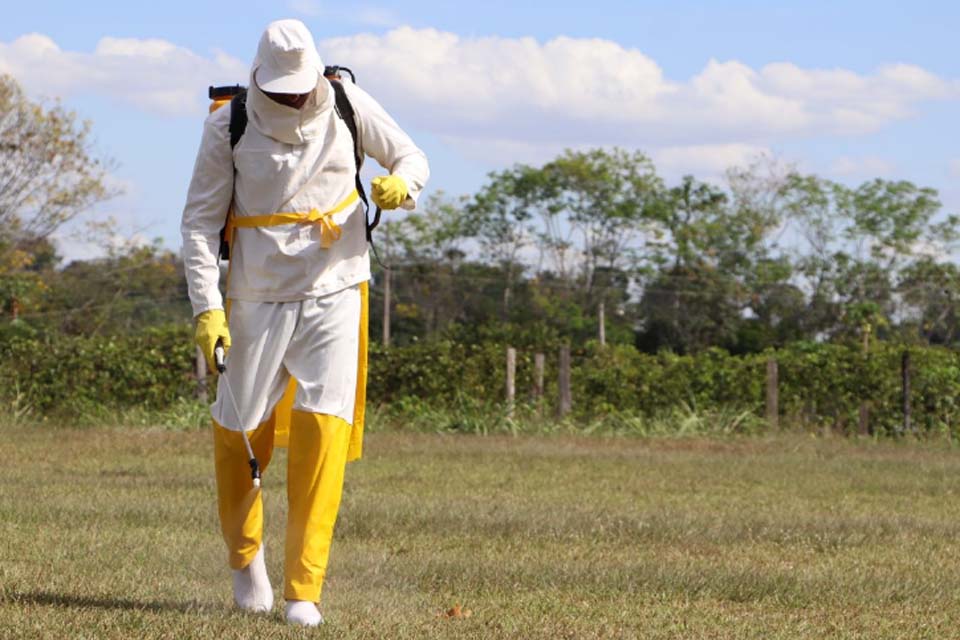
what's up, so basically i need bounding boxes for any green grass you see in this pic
[2,426,960,638]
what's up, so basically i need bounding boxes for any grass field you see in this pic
[2,426,960,639]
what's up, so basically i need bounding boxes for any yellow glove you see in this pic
[195,309,231,371]
[371,175,409,210]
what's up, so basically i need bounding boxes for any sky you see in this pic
[1,0,958,260]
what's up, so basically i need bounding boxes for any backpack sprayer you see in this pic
[206,66,355,107]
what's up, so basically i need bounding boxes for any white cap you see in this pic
[254,19,323,94]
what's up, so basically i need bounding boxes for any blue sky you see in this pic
[1,1,958,259]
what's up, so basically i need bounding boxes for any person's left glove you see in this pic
[371,175,409,210]
[195,309,231,372]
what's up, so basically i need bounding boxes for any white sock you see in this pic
[232,545,274,613]
[285,600,324,626]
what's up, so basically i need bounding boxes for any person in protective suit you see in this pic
[181,19,429,626]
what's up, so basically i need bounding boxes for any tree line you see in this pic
[2,73,958,356]
[372,149,957,354]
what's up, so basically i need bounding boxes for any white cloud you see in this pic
[758,63,953,133]
[830,155,897,178]
[0,33,246,116]
[321,29,673,147]
[1,27,956,165]
[319,27,956,153]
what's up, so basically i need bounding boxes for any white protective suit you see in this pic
[180,19,429,616]
[181,46,429,431]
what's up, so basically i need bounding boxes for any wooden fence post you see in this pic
[533,352,545,415]
[902,350,912,434]
[558,346,572,418]
[506,347,516,418]
[598,301,606,346]
[382,267,392,348]
[765,358,779,429]
[382,223,392,348]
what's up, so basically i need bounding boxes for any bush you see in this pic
[0,324,197,417]
[5,325,960,436]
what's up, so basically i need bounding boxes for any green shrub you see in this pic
[4,326,960,437]
[0,324,197,416]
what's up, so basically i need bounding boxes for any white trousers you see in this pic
[212,284,361,431]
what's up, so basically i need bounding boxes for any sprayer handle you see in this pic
[214,341,226,374]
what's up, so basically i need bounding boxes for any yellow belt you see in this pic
[227,190,359,249]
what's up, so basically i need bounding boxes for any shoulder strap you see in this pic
[219,90,247,261]
[329,79,381,242]
[229,90,248,150]
[329,80,361,169]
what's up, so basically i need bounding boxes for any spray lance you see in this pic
[214,341,261,488]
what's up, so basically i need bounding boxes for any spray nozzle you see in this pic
[214,342,226,374]
[249,458,262,488]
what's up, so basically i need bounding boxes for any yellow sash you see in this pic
[226,189,360,248]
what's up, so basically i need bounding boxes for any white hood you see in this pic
[247,19,332,145]
[246,70,333,145]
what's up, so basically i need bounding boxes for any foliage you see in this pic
[0,120,957,437]
[0,323,198,416]
[44,241,190,335]
[6,326,960,438]
[0,74,117,275]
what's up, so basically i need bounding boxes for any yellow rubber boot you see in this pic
[213,415,276,569]
[284,410,351,603]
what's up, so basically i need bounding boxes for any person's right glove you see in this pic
[195,309,231,371]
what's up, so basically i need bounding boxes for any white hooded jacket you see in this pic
[181,35,429,316]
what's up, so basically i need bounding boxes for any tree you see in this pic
[638,176,735,352]
[380,193,475,339]
[0,74,116,314]
[781,173,954,343]
[465,150,663,342]
[541,148,663,291]
[34,240,188,335]
[899,258,960,346]
[466,166,537,317]
[637,171,796,354]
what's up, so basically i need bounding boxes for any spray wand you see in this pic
[214,342,261,488]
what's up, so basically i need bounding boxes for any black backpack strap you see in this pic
[218,90,248,261]
[228,90,248,150]
[329,79,381,242]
